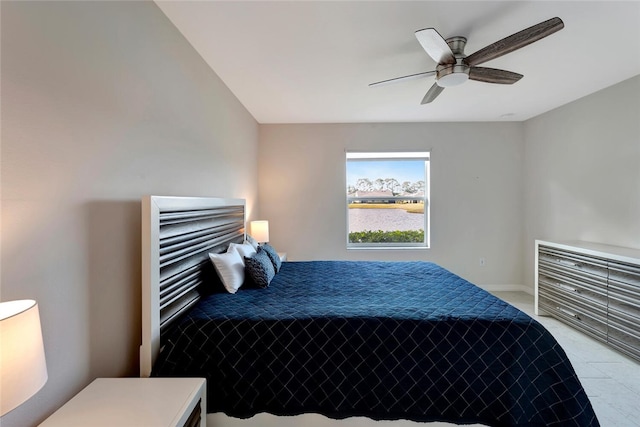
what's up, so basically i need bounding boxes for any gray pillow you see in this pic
[261,243,282,272]
[244,247,275,288]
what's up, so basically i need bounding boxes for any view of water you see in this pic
[348,208,425,232]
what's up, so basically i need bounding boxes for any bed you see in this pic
[141,196,599,427]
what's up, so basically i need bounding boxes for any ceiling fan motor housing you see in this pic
[436,37,469,87]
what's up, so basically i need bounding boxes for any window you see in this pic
[346,151,430,248]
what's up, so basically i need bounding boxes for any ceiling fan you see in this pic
[370,17,564,104]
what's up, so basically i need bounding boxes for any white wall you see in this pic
[522,75,640,289]
[0,2,258,426]
[258,123,524,287]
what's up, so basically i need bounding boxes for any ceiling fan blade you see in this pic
[369,70,436,87]
[421,82,444,104]
[415,28,455,64]
[465,17,564,67]
[469,67,523,84]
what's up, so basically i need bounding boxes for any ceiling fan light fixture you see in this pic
[436,63,470,87]
[437,72,469,87]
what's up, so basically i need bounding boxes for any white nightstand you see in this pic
[39,378,206,427]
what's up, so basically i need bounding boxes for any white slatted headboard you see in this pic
[140,196,245,377]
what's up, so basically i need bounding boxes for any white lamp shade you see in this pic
[250,220,270,243]
[0,300,48,416]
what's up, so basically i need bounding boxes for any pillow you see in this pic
[244,247,276,288]
[245,234,259,251]
[228,242,256,265]
[261,243,282,272]
[208,249,244,294]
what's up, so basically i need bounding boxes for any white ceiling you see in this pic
[156,1,640,124]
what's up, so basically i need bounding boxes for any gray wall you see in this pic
[258,123,525,286]
[522,75,640,289]
[0,2,258,426]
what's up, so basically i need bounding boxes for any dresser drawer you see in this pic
[538,266,607,306]
[539,283,607,319]
[539,294,607,341]
[607,307,640,362]
[539,246,608,279]
[608,261,640,287]
[608,278,640,319]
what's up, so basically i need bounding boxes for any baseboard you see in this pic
[478,284,533,295]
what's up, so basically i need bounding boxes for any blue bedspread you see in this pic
[152,261,598,426]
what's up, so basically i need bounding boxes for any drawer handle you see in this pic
[557,259,581,268]
[557,307,580,319]
[559,284,579,293]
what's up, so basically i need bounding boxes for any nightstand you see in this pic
[39,378,206,427]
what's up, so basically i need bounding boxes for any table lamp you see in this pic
[0,299,48,416]
[250,220,269,244]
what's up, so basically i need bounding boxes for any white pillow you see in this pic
[228,242,256,264]
[208,249,244,294]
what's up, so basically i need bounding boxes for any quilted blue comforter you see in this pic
[152,261,598,426]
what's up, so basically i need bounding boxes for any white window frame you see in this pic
[346,151,430,249]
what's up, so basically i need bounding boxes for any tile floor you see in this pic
[493,291,640,427]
